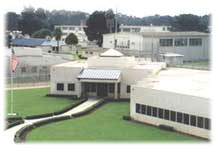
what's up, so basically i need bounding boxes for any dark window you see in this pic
[57,83,64,91]
[136,103,141,113]
[21,67,26,73]
[174,38,187,46]
[190,115,196,127]
[32,66,37,73]
[204,118,210,130]
[146,106,152,116]
[68,83,75,91]
[189,38,202,46]
[177,112,183,123]
[141,105,146,114]
[170,111,176,122]
[152,107,157,117]
[183,113,189,125]
[197,117,204,128]
[127,85,131,93]
[158,108,164,119]
[164,110,170,120]
[91,83,96,92]
[160,39,173,46]
[109,84,114,93]
[117,83,120,94]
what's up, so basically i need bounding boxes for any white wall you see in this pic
[50,65,83,97]
[130,86,210,139]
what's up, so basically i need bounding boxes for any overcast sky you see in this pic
[3,0,213,17]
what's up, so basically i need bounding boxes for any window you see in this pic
[164,110,170,120]
[177,112,183,123]
[160,39,173,46]
[197,117,204,128]
[175,38,187,46]
[189,38,202,46]
[57,83,64,91]
[136,103,141,113]
[127,85,131,93]
[31,66,37,73]
[204,118,210,130]
[183,113,189,125]
[68,83,75,91]
[190,115,196,127]
[85,51,88,54]
[146,106,152,116]
[114,39,117,48]
[170,111,176,122]
[91,83,96,92]
[90,52,93,55]
[21,67,26,73]
[158,108,164,119]
[152,107,157,117]
[109,84,114,93]
[141,105,146,114]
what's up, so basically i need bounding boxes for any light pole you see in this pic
[151,24,154,62]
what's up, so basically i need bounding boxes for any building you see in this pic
[10,37,70,53]
[102,31,210,61]
[6,47,73,84]
[50,49,166,98]
[54,25,88,47]
[130,68,210,139]
[120,25,170,33]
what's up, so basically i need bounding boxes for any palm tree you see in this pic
[53,28,62,53]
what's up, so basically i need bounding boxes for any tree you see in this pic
[32,28,52,38]
[6,34,12,48]
[65,33,78,46]
[85,11,108,47]
[53,27,62,53]
[6,12,20,31]
[171,14,208,32]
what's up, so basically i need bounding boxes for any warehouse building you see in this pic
[102,31,210,61]
[130,68,211,139]
[50,49,166,98]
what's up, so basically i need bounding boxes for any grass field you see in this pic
[26,102,202,142]
[6,88,79,117]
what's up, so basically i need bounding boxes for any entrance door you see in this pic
[97,83,108,97]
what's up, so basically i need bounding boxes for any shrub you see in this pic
[159,124,175,132]
[122,115,131,121]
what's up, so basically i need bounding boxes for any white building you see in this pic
[130,68,211,139]
[50,49,166,98]
[103,31,210,61]
[120,25,170,33]
[54,25,88,47]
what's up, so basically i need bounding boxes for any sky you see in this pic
[2,0,213,17]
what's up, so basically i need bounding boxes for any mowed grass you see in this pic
[6,88,79,117]
[27,102,201,142]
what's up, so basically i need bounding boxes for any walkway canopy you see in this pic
[77,69,121,82]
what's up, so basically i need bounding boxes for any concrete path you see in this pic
[4,98,101,143]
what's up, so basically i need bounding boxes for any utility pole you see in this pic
[151,24,154,62]
[114,6,118,49]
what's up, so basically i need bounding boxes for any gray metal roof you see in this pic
[77,69,121,80]
[11,38,47,47]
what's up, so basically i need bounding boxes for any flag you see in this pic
[11,48,19,72]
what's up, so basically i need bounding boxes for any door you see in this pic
[97,83,108,97]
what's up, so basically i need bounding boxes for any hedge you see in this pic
[104,98,130,103]
[72,100,106,117]
[33,115,71,128]
[14,125,34,143]
[6,120,25,130]
[159,124,175,132]
[122,115,131,121]
[25,113,54,120]
[6,117,23,123]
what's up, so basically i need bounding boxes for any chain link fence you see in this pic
[169,60,210,70]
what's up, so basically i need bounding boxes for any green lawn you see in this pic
[6,88,79,117]
[26,102,202,142]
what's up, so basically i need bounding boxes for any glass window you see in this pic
[68,83,75,91]
[204,118,210,130]
[158,108,164,119]
[136,103,141,113]
[109,84,114,93]
[197,117,204,128]
[164,110,170,120]
[127,85,131,93]
[177,112,183,123]
[152,107,157,117]
[141,105,146,114]
[183,113,189,125]
[57,83,64,91]
[146,106,152,116]
[189,38,202,46]
[91,83,96,92]
[160,39,173,46]
[190,115,196,127]
[175,38,187,46]
[31,66,37,73]
[21,67,26,73]
[170,111,176,122]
